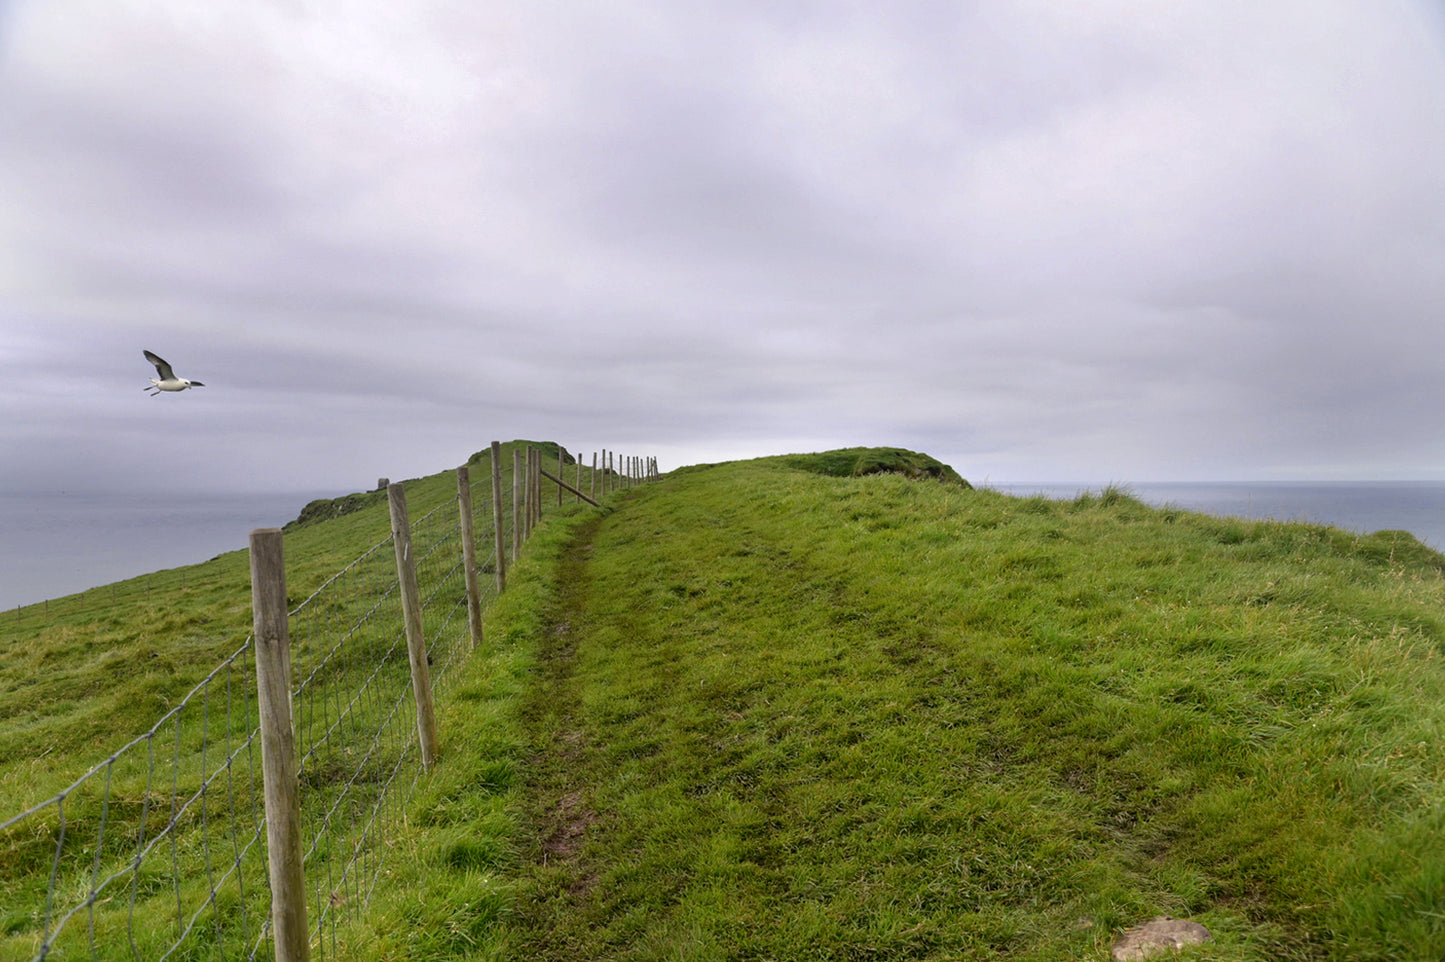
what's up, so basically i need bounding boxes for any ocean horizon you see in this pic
[3,480,1442,612]
[1,489,336,611]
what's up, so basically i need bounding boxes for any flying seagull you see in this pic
[143,350,205,395]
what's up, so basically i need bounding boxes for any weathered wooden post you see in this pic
[557,443,565,507]
[528,445,538,537]
[529,446,541,531]
[490,441,507,594]
[249,528,310,962]
[527,446,536,534]
[387,483,439,769]
[512,447,521,562]
[525,446,534,536]
[456,466,484,652]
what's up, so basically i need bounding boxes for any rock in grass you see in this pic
[1111,917,1211,960]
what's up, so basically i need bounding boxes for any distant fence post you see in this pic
[249,528,310,962]
[529,446,541,532]
[456,466,484,652]
[557,443,564,507]
[591,452,598,501]
[387,483,439,769]
[511,448,521,562]
[523,447,533,538]
[490,441,507,593]
[534,447,543,523]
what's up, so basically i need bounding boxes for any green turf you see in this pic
[501,457,1445,960]
[5,447,1444,960]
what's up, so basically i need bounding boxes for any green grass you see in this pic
[501,457,1445,960]
[5,446,1445,960]
[0,441,610,961]
[780,446,972,486]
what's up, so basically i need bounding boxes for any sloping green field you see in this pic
[5,447,1444,960]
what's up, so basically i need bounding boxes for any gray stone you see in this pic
[1111,917,1212,961]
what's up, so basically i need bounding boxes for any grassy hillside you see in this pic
[0,440,594,960]
[500,455,1445,960]
[5,446,1445,960]
[0,462,462,810]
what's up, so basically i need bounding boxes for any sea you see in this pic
[1,490,335,612]
[3,482,1443,612]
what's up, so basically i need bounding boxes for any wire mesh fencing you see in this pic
[0,634,271,961]
[0,443,642,961]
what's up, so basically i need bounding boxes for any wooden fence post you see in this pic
[456,466,484,652]
[249,529,310,962]
[529,445,538,537]
[530,446,541,531]
[526,446,535,535]
[512,448,521,563]
[523,446,533,538]
[490,441,507,594]
[387,484,439,769]
[557,443,564,507]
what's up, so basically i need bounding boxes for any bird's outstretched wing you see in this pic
[143,350,175,380]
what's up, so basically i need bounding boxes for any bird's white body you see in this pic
[143,350,205,395]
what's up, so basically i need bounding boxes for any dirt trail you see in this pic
[510,514,606,950]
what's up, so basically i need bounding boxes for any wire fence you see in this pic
[0,443,654,962]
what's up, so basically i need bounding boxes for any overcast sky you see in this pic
[2,0,1443,496]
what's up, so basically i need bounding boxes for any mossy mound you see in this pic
[781,447,971,487]
[285,489,388,531]
[468,440,577,467]
[1347,529,1445,572]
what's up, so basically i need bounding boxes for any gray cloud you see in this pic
[1,0,1443,497]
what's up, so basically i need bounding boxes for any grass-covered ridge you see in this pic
[781,445,972,486]
[5,445,1445,959]
[504,454,1445,960]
